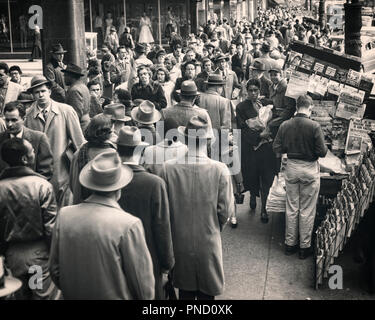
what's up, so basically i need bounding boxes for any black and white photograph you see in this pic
[0,0,375,312]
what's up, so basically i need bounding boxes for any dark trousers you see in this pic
[179,289,214,300]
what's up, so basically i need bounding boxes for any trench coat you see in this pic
[45,59,67,103]
[49,194,155,300]
[24,100,85,206]
[119,164,174,300]
[160,154,235,296]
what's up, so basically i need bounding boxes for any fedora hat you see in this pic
[268,67,282,74]
[204,73,226,85]
[250,61,266,71]
[103,103,131,122]
[131,100,161,125]
[0,276,22,298]
[17,92,35,103]
[62,63,85,77]
[177,115,214,140]
[214,53,230,63]
[50,43,67,54]
[175,80,200,96]
[79,150,133,192]
[135,43,147,53]
[27,75,52,93]
[116,126,149,147]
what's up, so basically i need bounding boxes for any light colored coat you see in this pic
[160,154,235,295]
[199,90,232,130]
[24,100,85,202]
[49,194,155,300]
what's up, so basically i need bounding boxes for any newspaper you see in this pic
[345,119,373,155]
[285,70,309,99]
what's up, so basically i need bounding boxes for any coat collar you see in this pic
[84,194,122,210]
[31,100,59,119]
[124,163,146,173]
[0,166,45,181]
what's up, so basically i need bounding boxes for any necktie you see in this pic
[42,109,48,122]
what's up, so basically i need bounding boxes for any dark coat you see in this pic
[119,164,174,300]
[45,59,66,103]
[65,81,91,132]
[131,81,167,110]
[0,127,54,180]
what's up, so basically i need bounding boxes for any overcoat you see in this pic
[49,194,155,300]
[24,100,85,205]
[119,164,175,299]
[160,154,234,296]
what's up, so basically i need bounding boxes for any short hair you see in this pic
[84,114,113,143]
[164,56,177,66]
[137,65,152,78]
[1,138,28,167]
[296,94,313,109]
[246,78,261,90]
[117,46,127,53]
[9,65,22,75]
[114,88,133,108]
[117,144,137,158]
[3,101,26,118]
[182,61,196,72]
[0,62,9,74]
[87,79,102,90]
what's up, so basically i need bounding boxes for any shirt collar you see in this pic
[10,127,23,139]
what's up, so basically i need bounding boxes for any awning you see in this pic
[268,0,286,8]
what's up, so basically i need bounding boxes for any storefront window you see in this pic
[83,0,189,47]
[0,0,41,53]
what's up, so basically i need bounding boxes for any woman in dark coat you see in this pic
[236,78,278,223]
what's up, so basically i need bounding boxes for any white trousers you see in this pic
[284,159,320,249]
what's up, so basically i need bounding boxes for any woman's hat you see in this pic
[103,103,131,122]
[135,43,147,53]
[204,73,226,85]
[27,75,52,93]
[116,126,149,147]
[79,150,133,192]
[50,43,67,54]
[177,115,214,140]
[131,100,161,124]
[176,80,200,96]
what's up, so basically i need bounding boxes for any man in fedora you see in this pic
[248,60,272,99]
[49,150,155,299]
[17,91,35,109]
[131,65,167,111]
[162,80,212,129]
[134,43,153,69]
[160,115,234,300]
[199,73,231,131]
[117,126,174,300]
[131,100,161,145]
[24,75,85,207]
[63,63,91,132]
[253,41,279,81]
[0,101,53,180]
[103,102,131,137]
[214,53,241,100]
[45,43,68,103]
[0,137,59,300]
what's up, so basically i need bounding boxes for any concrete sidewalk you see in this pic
[218,192,375,300]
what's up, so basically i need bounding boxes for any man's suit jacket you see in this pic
[0,127,54,180]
